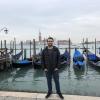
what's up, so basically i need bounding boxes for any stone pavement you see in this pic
[0,91,100,100]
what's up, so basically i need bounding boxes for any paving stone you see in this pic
[0,96,5,100]
[0,91,100,100]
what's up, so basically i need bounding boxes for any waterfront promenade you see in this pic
[0,91,100,100]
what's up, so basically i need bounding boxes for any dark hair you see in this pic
[47,37,54,42]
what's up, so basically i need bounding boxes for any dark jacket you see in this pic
[41,46,60,70]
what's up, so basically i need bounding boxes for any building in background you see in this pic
[39,31,42,42]
[24,32,72,46]
[57,40,72,45]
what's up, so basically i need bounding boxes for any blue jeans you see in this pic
[45,70,61,94]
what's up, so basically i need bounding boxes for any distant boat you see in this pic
[73,48,85,70]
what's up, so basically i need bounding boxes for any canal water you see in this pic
[0,61,100,96]
[0,43,100,97]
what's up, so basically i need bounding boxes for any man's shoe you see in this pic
[58,93,64,99]
[45,93,52,98]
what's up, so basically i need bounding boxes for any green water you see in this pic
[0,43,100,96]
[0,61,100,97]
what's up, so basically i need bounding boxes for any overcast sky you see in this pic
[0,0,100,43]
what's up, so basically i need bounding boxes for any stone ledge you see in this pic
[0,91,100,100]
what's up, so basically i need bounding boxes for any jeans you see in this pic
[45,70,61,94]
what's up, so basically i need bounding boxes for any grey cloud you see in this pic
[0,0,100,42]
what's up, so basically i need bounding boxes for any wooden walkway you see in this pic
[0,91,100,100]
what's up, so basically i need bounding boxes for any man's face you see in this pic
[47,39,54,47]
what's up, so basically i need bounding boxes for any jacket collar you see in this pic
[45,46,56,50]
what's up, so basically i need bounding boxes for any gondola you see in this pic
[33,49,70,69]
[73,48,85,70]
[12,59,32,68]
[12,50,23,62]
[83,49,100,68]
[12,50,32,68]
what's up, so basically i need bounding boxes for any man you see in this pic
[41,37,64,99]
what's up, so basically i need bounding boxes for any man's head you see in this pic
[47,37,54,47]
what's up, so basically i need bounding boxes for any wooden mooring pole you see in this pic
[30,40,31,58]
[4,40,7,49]
[86,38,88,55]
[32,39,36,65]
[21,41,23,60]
[4,40,7,69]
[99,47,100,54]
[24,49,26,59]
[10,41,12,51]
[12,41,14,52]
[1,40,2,50]
[68,38,71,66]
[69,38,71,59]
[95,38,96,56]
[14,38,16,55]
[83,38,84,48]
[33,39,36,56]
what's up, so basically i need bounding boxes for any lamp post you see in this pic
[0,27,8,34]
